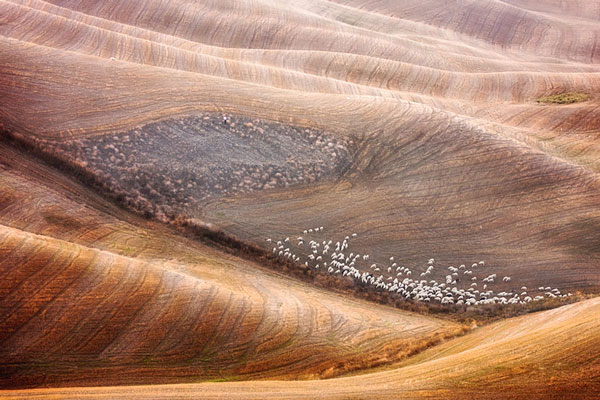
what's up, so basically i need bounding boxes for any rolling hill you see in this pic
[2,0,599,294]
[2,297,599,399]
[1,0,599,398]
[0,142,463,388]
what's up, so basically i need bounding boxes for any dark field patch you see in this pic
[55,113,353,218]
[41,210,85,231]
[0,192,16,211]
[561,218,600,257]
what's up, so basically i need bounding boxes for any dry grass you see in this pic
[537,92,590,104]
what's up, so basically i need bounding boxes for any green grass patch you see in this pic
[208,375,241,383]
[536,92,590,104]
[141,355,154,365]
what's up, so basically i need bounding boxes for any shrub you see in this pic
[536,92,589,104]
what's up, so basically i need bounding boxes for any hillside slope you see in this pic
[0,0,599,396]
[0,142,463,388]
[1,0,599,297]
[2,297,599,399]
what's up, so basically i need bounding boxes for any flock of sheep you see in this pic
[267,227,572,306]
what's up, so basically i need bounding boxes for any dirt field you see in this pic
[1,0,600,397]
[2,298,599,398]
[0,142,463,388]
[52,113,352,218]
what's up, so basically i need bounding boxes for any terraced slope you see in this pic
[3,297,599,399]
[0,143,463,388]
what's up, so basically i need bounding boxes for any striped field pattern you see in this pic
[1,0,600,398]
